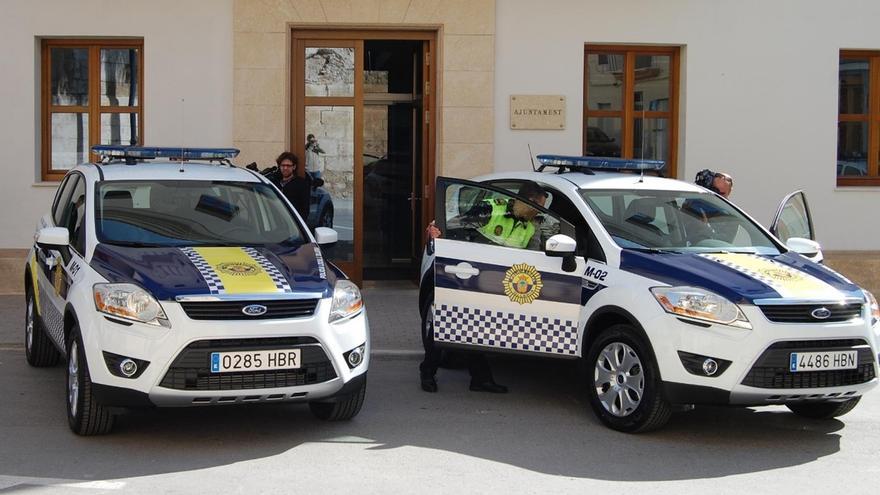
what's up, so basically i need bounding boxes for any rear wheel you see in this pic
[585,324,671,433]
[66,325,114,435]
[309,376,366,421]
[786,397,861,419]
[25,285,60,367]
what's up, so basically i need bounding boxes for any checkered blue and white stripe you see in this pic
[180,247,226,295]
[243,247,292,292]
[434,304,578,355]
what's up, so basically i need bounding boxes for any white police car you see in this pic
[419,155,879,433]
[25,146,369,435]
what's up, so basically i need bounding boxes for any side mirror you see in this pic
[314,227,338,246]
[544,234,576,256]
[545,234,577,273]
[786,237,824,263]
[36,227,69,251]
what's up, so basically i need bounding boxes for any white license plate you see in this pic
[789,351,858,372]
[210,349,301,373]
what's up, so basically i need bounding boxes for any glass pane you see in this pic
[305,47,354,97]
[51,113,89,170]
[101,48,139,106]
[837,121,868,176]
[585,117,621,157]
[634,55,670,112]
[632,118,669,166]
[775,193,812,243]
[363,40,419,95]
[442,182,560,252]
[51,48,89,106]
[101,113,139,145]
[839,59,868,115]
[306,105,354,261]
[586,53,623,111]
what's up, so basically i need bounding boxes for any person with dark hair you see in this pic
[305,134,325,180]
[420,180,550,394]
[270,151,312,221]
[694,169,733,198]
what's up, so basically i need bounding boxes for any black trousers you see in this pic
[419,308,493,383]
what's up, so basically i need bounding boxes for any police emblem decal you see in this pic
[216,261,260,276]
[494,225,504,236]
[502,263,544,304]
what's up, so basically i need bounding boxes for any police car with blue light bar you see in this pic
[419,155,879,432]
[25,146,369,435]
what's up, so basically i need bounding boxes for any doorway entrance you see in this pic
[292,30,436,284]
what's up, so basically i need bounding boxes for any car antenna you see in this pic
[638,107,646,183]
[528,143,537,172]
[179,97,186,173]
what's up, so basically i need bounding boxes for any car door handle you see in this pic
[445,262,480,279]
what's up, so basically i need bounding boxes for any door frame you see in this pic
[290,28,438,285]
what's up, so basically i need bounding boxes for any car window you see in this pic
[773,192,813,242]
[95,180,306,247]
[51,174,77,227]
[580,188,781,255]
[67,178,87,254]
[441,181,567,252]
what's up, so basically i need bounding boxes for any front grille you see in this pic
[758,303,862,323]
[159,337,337,391]
[179,298,319,320]
[741,339,876,389]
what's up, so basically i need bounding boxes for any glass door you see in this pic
[295,39,363,280]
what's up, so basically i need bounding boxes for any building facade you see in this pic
[2,0,879,288]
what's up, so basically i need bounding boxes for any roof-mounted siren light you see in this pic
[535,154,666,176]
[91,145,240,164]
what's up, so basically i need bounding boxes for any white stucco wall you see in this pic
[495,0,880,250]
[0,0,233,248]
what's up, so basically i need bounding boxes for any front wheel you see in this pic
[309,377,366,421]
[786,397,861,419]
[66,326,115,435]
[585,324,671,433]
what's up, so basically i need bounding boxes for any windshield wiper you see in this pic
[103,240,165,248]
[627,247,683,255]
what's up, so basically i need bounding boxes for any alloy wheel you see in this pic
[594,342,645,417]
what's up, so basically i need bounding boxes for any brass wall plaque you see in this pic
[510,95,566,130]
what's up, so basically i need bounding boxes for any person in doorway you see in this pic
[305,134,325,180]
[419,181,550,394]
[270,151,312,221]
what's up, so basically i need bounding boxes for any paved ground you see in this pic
[1,291,879,494]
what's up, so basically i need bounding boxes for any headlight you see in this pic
[94,283,169,327]
[329,280,364,323]
[864,290,879,325]
[651,286,751,329]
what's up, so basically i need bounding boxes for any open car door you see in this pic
[771,190,822,263]
[431,177,584,357]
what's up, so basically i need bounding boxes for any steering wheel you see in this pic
[695,238,733,248]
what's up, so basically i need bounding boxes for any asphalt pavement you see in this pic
[1,291,879,494]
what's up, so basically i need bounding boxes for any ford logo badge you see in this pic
[242,304,268,316]
[811,307,832,320]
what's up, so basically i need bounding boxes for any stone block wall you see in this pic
[233,0,497,178]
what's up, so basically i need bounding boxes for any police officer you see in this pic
[421,181,549,394]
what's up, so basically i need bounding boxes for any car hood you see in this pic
[90,243,336,301]
[620,250,864,304]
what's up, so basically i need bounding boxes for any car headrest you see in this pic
[102,190,133,210]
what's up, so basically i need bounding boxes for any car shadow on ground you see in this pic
[0,352,845,483]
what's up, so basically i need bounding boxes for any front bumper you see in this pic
[80,298,370,407]
[648,304,879,406]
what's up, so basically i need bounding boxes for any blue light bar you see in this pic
[91,145,240,160]
[536,154,665,171]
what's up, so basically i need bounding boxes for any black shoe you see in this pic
[421,376,438,393]
[469,380,508,393]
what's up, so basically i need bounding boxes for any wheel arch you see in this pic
[63,303,81,347]
[582,306,661,378]
[418,267,434,316]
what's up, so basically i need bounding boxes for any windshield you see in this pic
[95,180,306,247]
[580,189,781,255]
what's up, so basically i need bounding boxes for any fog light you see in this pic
[702,358,718,376]
[348,346,364,367]
[120,359,138,377]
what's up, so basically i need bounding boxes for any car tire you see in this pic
[66,325,114,435]
[318,205,334,228]
[309,376,366,421]
[25,284,60,367]
[585,324,671,433]
[786,397,861,420]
